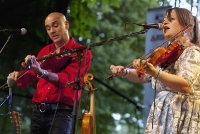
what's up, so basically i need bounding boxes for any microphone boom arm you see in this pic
[0,29,149,90]
[28,29,149,62]
[89,29,149,47]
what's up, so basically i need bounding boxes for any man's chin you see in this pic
[52,38,59,43]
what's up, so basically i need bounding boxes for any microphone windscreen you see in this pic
[21,28,27,35]
[158,23,163,30]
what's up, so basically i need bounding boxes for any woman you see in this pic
[110,7,200,133]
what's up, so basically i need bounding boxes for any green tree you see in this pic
[0,0,161,133]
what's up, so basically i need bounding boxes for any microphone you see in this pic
[0,28,27,35]
[134,23,163,30]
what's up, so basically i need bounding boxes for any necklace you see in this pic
[52,42,67,59]
[53,42,67,53]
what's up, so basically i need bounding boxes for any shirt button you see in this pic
[46,98,47,100]
[48,87,50,89]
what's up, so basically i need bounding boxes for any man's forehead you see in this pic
[45,16,60,26]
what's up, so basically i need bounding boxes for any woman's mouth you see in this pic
[163,26,170,32]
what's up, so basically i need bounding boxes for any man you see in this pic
[7,12,92,134]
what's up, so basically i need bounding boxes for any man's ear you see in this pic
[65,21,69,29]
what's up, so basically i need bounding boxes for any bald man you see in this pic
[8,12,92,134]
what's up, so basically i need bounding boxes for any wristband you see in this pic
[37,70,48,78]
[154,69,162,80]
[122,68,130,78]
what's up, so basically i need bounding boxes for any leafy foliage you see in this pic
[0,0,160,133]
[75,0,160,133]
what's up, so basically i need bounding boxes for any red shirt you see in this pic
[17,37,92,106]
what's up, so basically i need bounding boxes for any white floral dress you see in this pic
[144,45,200,134]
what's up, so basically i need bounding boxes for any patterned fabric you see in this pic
[144,45,200,134]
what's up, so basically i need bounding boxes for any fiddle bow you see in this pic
[81,73,96,134]
[106,24,192,80]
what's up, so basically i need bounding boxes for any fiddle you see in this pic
[0,48,76,89]
[106,24,192,80]
[136,39,184,78]
[81,73,97,134]
[21,48,75,69]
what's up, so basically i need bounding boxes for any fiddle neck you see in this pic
[89,91,95,115]
[89,90,96,134]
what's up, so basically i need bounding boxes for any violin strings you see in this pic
[105,24,192,80]
[125,24,192,68]
[0,49,52,89]
[0,42,77,89]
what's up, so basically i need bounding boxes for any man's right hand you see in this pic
[7,71,20,81]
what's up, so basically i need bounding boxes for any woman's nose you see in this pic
[163,18,168,25]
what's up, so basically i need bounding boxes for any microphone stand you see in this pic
[0,34,13,54]
[66,29,149,134]
[0,78,15,116]
[0,34,14,116]
[7,78,14,112]
[68,49,84,134]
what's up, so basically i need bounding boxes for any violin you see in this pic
[0,48,76,89]
[81,73,96,134]
[21,48,75,69]
[106,24,192,80]
[136,39,184,77]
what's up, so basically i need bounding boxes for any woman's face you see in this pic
[163,10,183,40]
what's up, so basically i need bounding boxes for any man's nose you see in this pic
[50,27,56,32]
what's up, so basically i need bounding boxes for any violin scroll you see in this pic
[84,73,97,92]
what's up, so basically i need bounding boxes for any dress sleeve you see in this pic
[175,46,200,93]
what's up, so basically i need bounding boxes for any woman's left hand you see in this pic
[133,59,157,77]
[144,61,157,76]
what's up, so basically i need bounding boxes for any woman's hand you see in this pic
[133,59,157,77]
[110,65,126,77]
